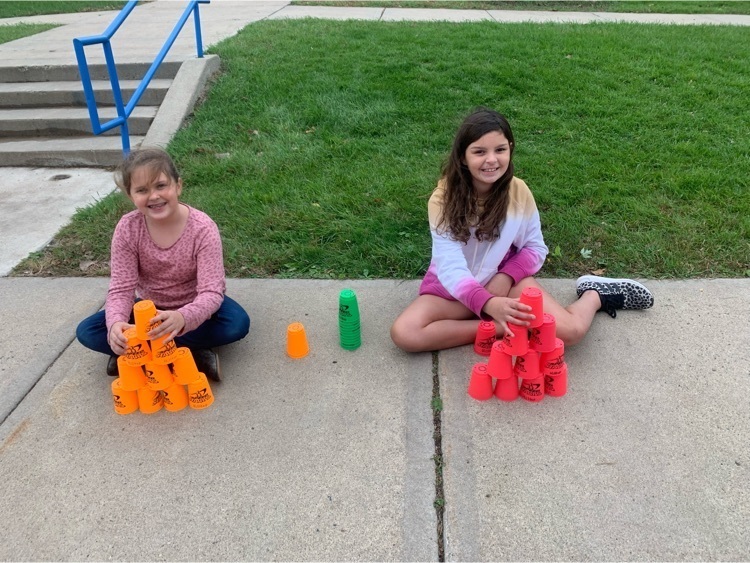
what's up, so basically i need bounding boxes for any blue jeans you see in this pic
[76,295,250,356]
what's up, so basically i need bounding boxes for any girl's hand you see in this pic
[147,310,185,343]
[482,296,535,337]
[108,321,134,355]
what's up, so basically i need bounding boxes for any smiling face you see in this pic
[463,130,512,196]
[128,166,183,223]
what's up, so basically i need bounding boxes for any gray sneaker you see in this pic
[576,275,654,318]
[193,349,221,382]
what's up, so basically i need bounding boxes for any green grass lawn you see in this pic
[14,19,750,280]
[0,22,56,42]
[293,1,750,15]
[0,1,126,18]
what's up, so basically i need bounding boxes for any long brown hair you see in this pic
[114,147,180,196]
[438,108,515,243]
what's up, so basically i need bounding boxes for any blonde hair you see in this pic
[114,147,180,195]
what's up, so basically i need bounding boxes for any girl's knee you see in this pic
[390,318,423,353]
[558,322,586,346]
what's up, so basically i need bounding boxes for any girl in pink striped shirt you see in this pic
[391,108,653,352]
[76,148,249,380]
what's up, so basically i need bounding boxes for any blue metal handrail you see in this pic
[73,0,209,155]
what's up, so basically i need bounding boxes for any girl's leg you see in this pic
[390,294,480,353]
[176,295,250,350]
[509,277,601,346]
[76,310,114,356]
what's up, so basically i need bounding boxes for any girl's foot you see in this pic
[576,275,654,318]
[193,348,221,381]
[107,355,119,376]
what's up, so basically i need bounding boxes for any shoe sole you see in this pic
[576,275,654,309]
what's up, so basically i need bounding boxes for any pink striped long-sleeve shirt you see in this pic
[105,204,226,335]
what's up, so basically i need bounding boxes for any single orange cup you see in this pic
[494,376,519,402]
[541,338,565,377]
[171,347,201,385]
[520,287,544,328]
[133,299,158,341]
[162,381,189,412]
[137,386,163,414]
[287,322,310,359]
[501,322,528,356]
[530,313,557,353]
[188,373,215,409]
[513,350,541,380]
[150,334,177,365]
[117,356,148,391]
[467,363,494,401]
[144,361,174,391]
[545,364,568,397]
[487,341,514,380]
[473,320,496,356]
[123,328,152,366]
[112,378,139,415]
[520,375,545,402]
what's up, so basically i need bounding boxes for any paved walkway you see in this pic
[0,2,748,560]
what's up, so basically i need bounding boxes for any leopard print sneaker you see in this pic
[576,275,654,318]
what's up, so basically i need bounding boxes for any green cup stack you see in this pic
[339,288,361,350]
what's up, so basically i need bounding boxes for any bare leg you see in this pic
[390,294,479,352]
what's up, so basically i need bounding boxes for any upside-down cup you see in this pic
[530,313,557,353]
[520,287,544,328]
[473,320,496,356]
[144,361,174,391]
[513,349,541,380]
[545,364,568,397]
[501,322,528,356]
[487,341,514,380]
[133,299,158,341]
[111,378,139,415]
[188,373,215,410]
[494,376,519,402]
[117,356,147,391]
[123,328,152,366]
[467,363,494,401]
[287,322,310,359]
[137,386,163,414]
[171,347,201,385]
[520,375,545,403]
[541,338,565,377]
[150,333,177,365]
[162,381,189,412]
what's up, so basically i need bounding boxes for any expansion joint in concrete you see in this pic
[432,351,445,561]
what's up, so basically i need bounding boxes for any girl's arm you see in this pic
[105,218,139,342]
[498,184,548,283]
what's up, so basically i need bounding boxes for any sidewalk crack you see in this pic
[432,351,445,561]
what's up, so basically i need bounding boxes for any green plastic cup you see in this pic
[339,288,361,350]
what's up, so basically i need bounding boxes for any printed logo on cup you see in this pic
[520,381,543,398]
[154,339,176,360]
[190,388,211,404]
[126,343,149,362]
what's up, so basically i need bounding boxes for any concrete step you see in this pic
[0,136,144,167]
[0,61,181,83]
[0,79,171,108]
[0,106,157,137]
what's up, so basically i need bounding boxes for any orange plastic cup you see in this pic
[520,287,544,328]
[117,356,147,391]
[530,313,557,353]
[123,327,152,366]
[545,364,568,397]
[171,347,200,385]
[137,386,163,414]
[144,361,174,391]
[150,334,177,365]
[188,373,215,409]
[111,378,139,415]
[501,322,528,356]
[541,338,565,377]
[473,320,496,356]
[162,381,189,412]
[513,350,541,380]
[520,375,545,402]
[494,375,519,402]
[286,322,310,359]
[133,299,158,341]
[487,341,513,380]
[467,363,494,401]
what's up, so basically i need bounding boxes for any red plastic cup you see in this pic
[541,338,565,377]
[520,375,545,402]
[494,376,519,402]
[513,350,541,380]
[545,364,568,397]
[473,320,496,356]
[487,340,514,380]
[520,287,544,328]
[530,313,557,353]
[501,322,528,356]
[467,363,494,401]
